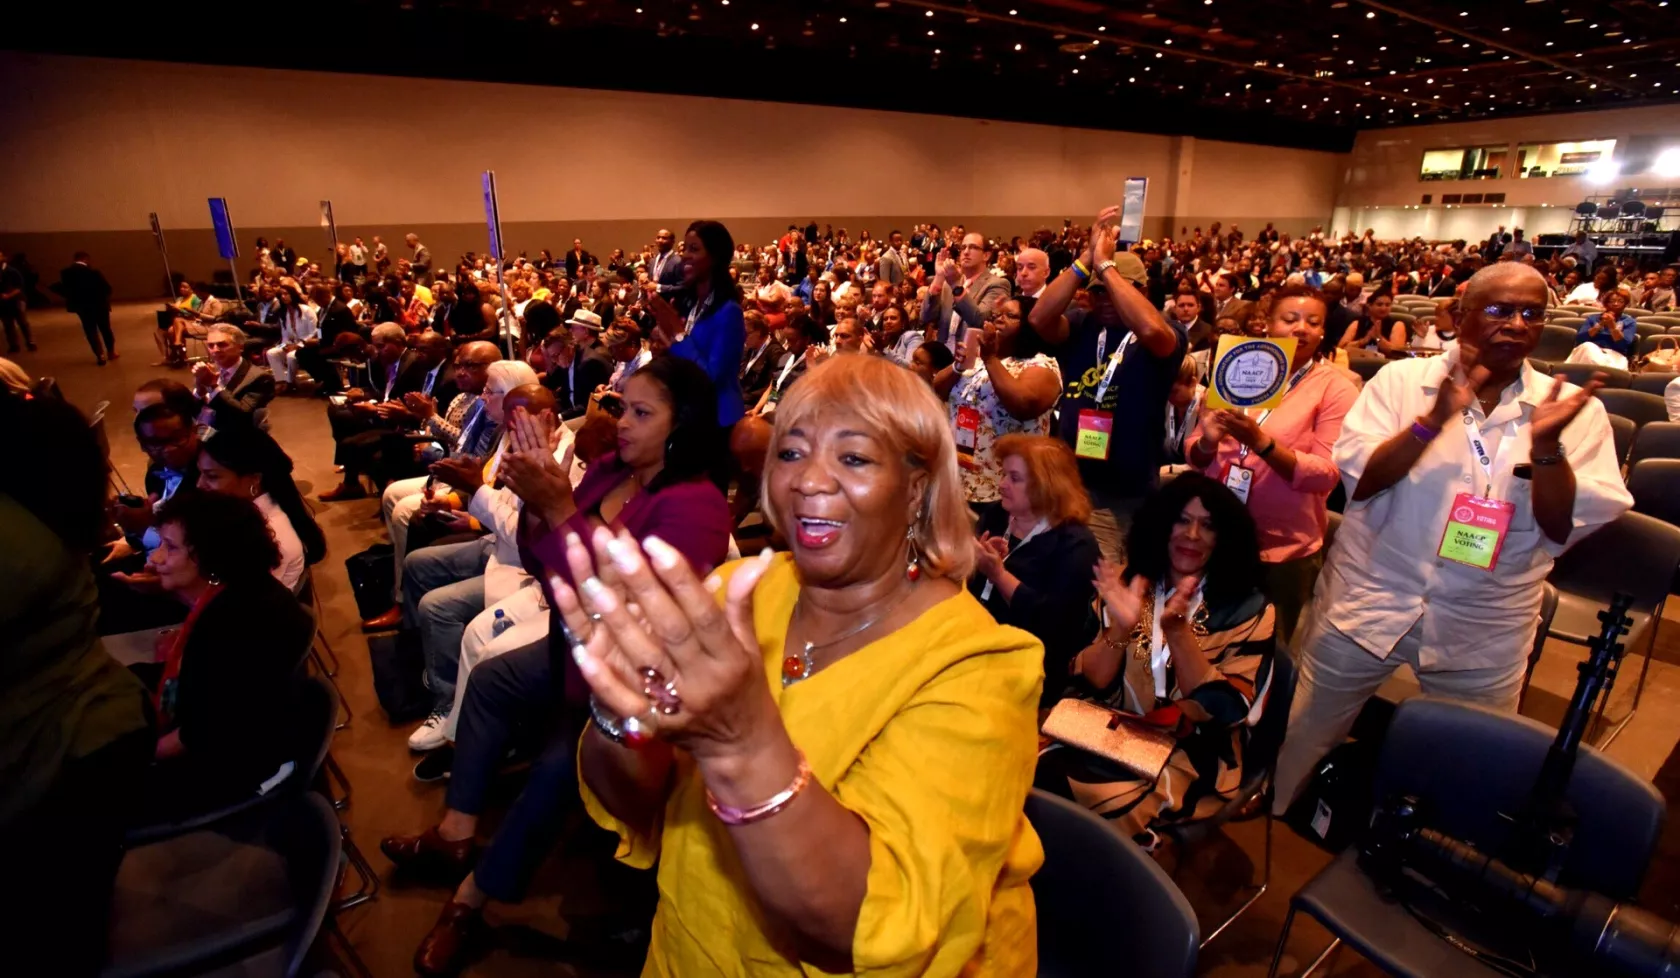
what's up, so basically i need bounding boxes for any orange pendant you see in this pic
[782,655,806,681]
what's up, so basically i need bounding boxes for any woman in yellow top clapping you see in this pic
[553,354,1044,976]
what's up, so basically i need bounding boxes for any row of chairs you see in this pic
[101,589,375,978]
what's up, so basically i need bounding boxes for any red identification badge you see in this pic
[954,406,981,470]
[1075,409,1113,460]
[1437,492,1516,571]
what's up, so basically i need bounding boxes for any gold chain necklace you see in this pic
[1130,584,1211,662]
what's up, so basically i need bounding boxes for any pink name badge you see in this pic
[1437,492,1516,571]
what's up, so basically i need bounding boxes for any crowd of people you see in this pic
[4,204,1669,976]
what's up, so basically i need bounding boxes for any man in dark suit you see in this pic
[648,228,684,297]
[320,322,431,500]
[291,283,359,393]
[540,311,613,420]
[53,251,116,364]
[553,277,584,321]
[1166,290,1215,353]
[192,325,277,431]
[564,238,596,280]
[271,239,298,275]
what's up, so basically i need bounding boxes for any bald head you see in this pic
[1015,248,1050,296]
[414,329,451,367]
[1459,262,1549,375]
[502,382,556,420]
[461,341,502,363]
[1462,262,1546,309]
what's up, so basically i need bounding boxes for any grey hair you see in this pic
[485,359,538,394]
[206,324,247,346]
[370,322,407,345]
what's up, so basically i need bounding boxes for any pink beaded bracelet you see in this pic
[705,752,813,826]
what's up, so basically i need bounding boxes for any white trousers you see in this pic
[382,475,430,601]
[1271,609,1526,815]
[265,345,299,383]
[441,585,550,740]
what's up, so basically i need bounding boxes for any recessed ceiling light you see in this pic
[749,22,757,29]
[1366,10,1375,16]
[838,15,846,21]
[1013,42,1021,50]
[926,29,933,35]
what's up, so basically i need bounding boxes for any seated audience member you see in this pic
[396,363,539,758]
[263,283,319,392]
[447,280,499,345]
[319,322,428,500]
[604,320,651,393]
[1274,264,1633,813]
[882,302,922,366]
[381,356,733,975]
[1037,472,1275,846]
[1339,290,1410,355]
[642,222,746,430]
[135,490,314,825]
[1030,209,1189,562]
[1567,287,1636,367]
[191,325,275,431]
[1320,273,1366,349]
[737,309,784,409]
[542,322,612,420]
[827,316,870,355]
[750,315,828,417]
[969,434,1100,699]
[1639,266,1675,312]
[1566,265,1613,305]
[1162,355,1205,467]
[1187,283,1357,643]
[529,353,1042,974]
[908,333,956,386]
[101,399,207,633]
[195,425,327,593]
[2,392,152,976]
[933,296,1061,506]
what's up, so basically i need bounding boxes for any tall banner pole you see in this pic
[149,212,174,299]
[482,170,514,355]
[208,197,244,304]
[320,200,339,275]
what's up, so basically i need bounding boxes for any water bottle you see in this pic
[491,609,512,638]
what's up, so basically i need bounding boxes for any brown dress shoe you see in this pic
[361,605,403,632]
[413,901,485,978]
[317,481,367,502]
[380,825,477,878]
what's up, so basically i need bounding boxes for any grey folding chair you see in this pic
[1533,324,1579,362]
[1348,356,1387,384]
[1267,698,1665,978]
[1159,649,1297,948]
[1027,789,1199,978]
[1628,458,1680,527]
[1636,321,1667,342]
[1607,414,1636,470]
[1594,388,1669,428]
[1627,422,1680,468]
[104,793,371,978]
[1631,371,1677,396]
[1546,511,1680,746]
[1517,582,1559,712]
[1553,362,1629,390]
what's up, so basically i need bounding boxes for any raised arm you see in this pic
[1090,228,1179,359]
[1029,206,1116,346]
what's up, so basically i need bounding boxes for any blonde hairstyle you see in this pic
[1174,354,1200,385]
[993,434,1092,527]
[764,355,973,581]
[0,356,31,397]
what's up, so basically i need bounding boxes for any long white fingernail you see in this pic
[703,574,723,593]
[565,531,582,551]
[580,577,614,610]
[570,642,597,676]
[756,547,775,568]
[643,535,680,571]
[605,536,642,573]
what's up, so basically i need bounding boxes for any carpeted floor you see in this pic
[25,300,1680,977]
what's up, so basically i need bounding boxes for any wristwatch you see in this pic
[1095,260,1117,277]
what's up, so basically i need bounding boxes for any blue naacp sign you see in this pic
[482,171,503,261]
[208,198,238,260]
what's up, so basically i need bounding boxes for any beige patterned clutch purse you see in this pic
[1041,698,1177,782]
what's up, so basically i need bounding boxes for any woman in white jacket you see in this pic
[264,284,318,390]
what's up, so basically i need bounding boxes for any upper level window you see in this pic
[1515,139,1616,179]
[1419,145,1508,181]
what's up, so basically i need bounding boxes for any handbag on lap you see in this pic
[1040,698,1177,783]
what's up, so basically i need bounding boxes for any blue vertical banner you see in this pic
[1118,177,1148,245]
[208,198,239,260]
[482,170,503,262]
